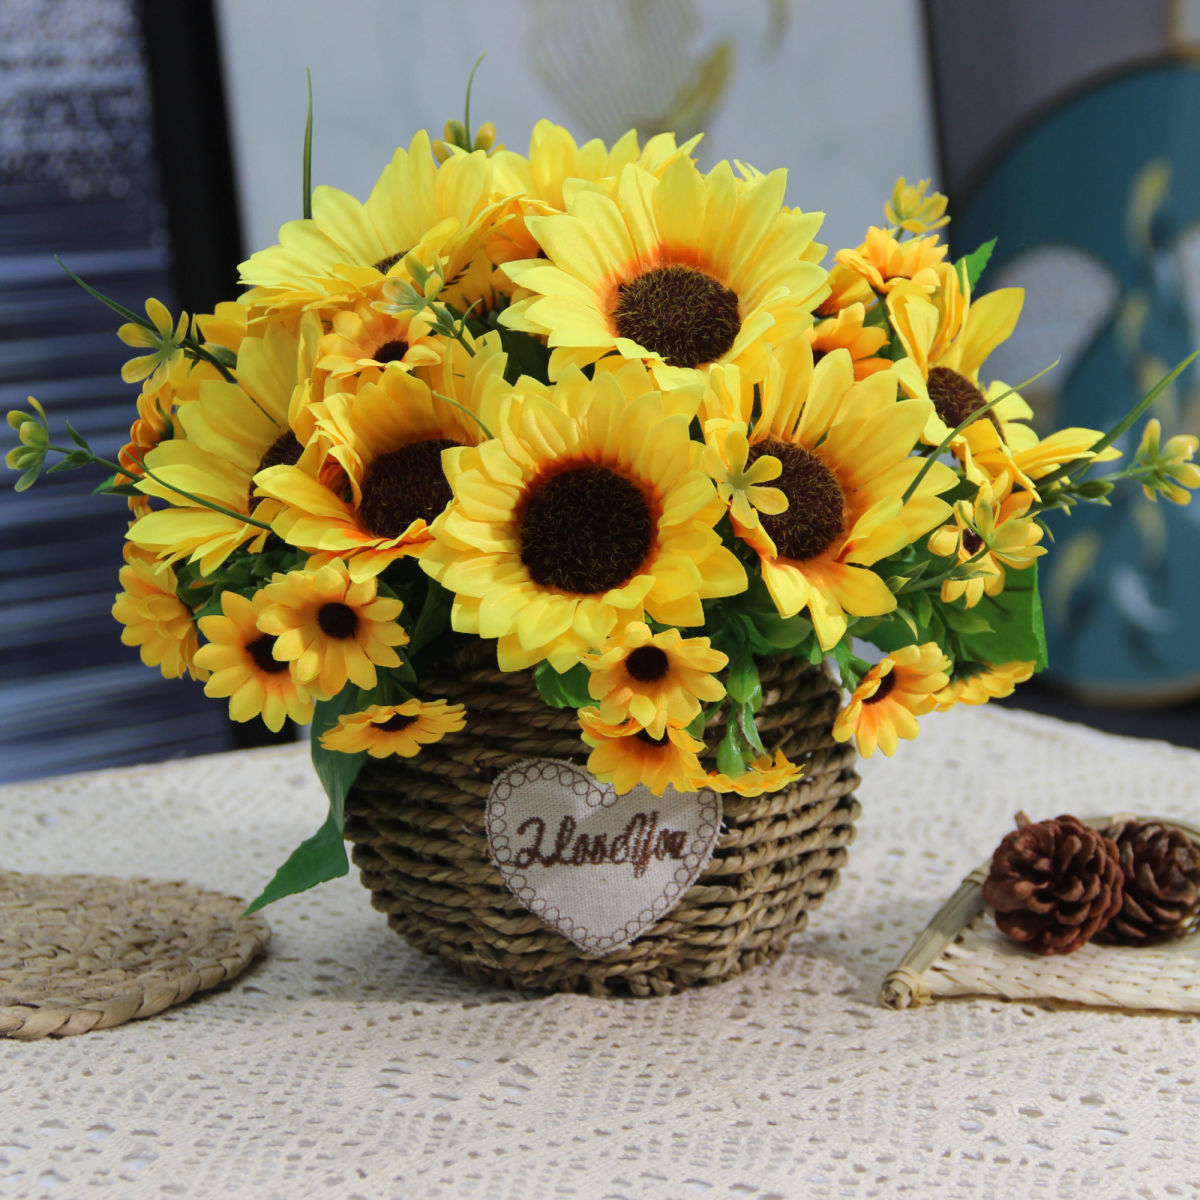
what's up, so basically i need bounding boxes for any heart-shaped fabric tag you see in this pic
[486,758,722,958]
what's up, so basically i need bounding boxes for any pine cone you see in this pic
[1097,819,1200,944]
[982,814,1123,954]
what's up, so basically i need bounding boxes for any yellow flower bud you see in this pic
[474,121,497,151]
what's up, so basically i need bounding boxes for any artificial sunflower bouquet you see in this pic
[8,90,1200,987]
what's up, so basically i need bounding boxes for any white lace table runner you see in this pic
[2,706,1198,1199]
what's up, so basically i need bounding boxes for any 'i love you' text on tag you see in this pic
[486,759,722,957]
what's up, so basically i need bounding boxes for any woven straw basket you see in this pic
[344,647,860,996]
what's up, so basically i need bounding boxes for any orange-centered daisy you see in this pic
[319,699,467,758]
[832,643,950,758]
[578,709,710,797]
[255,560,409,698]
[421,361,747,672]
[499,155,828,388]
[584,622,727,737]
[194,588,316,732]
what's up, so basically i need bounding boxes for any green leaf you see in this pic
[244,810,348,913]
[497,325,552,384]
[735,701,766,755]
[535,660,592,709]
[940,602,993,635]
[309,689,371,822]
[55,256,149,326]
[949,562,1048,670]
[726,642,762,710]
[248,691,374,909]
[64,421,90,450]
[716,718,750,778]
[960,238,996,289]
[407,579,453,656]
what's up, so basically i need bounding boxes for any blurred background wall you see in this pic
[2,0,1198,781]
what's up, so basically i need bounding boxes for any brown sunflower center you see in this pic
[372,251,407,274]
[748,438,845,561]
[625,645,670,682]
[635,728,669,747]
[360,438,461,539]
[613,264,741,369]
[374,338,409,365]
[317,602,358,639]
[519,465,653,594]
[247,634,290,675]
[378,712,418,732]
[927,366,999,432]
[863,670,896,705]
[250,430,303,511]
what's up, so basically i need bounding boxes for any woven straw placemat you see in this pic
[880,814,1200,1012]
[0,871,271,1039]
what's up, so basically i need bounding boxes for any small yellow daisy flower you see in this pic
[927,470,1045,607]
[884,177,950,235]
[701,418,787,532]
[832,643,950,758]
[194,588,316,732]
[935,660,1035,710]
[118,297,189,387]
[319,699,467,758]
[584,622,727,738]
[1133,417,1200,504]
[705,749,804,796]
[578,709,709,797]
[256,560,409,698]
[112,545,205,681]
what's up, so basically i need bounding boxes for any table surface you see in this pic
[2,705,1199,1200]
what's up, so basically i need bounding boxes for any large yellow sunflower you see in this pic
[112,544,205,681]
[194,587,316,732]
[486,120,702,269]
[578,709,709,797]
[887,265,1027,445]
[238,132,509,317]
[126,320,316,575]
[584,621,726,737]
[319,699,466,758]
[256,332,508,580]
[499,155,828,388]
[421,361,746,673]
[832,642,950,758]
[255,560,409,698]
[704,342,956,649]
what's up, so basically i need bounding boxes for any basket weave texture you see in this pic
[345,648,860,996]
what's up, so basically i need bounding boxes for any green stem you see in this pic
[1033,346,1200,492]
[431,391,494,440]
[122,449,275,531]
[56,256,150,327]
[303,68,314,220]
[463,52,486,146]
[184,339,237,383]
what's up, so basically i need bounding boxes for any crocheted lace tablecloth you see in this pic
[2,706,1198,1200]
